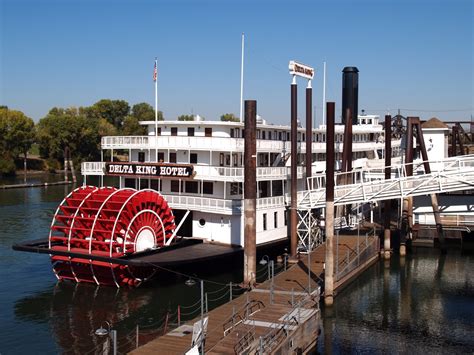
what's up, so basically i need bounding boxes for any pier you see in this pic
[131,233,379,354]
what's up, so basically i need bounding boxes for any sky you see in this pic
[1,0,473,125]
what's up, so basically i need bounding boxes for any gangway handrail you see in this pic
[300,154,474,210]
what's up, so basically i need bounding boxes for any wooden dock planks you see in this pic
[130,234,378,354]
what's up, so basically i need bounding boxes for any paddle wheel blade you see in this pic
[48,187,176,287]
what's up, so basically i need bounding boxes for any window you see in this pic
[230,182,243,195]
[188,127,195,136]
[274,212,278,228]
[190,153,198,164]
[158,152,164,162]
[171,180,180,192]
[125,178,136,189]
[279,132,282,140]
[157,127,161,136]
[139,178,149,189]
[150,179,161,191]
[263,213,267,231]
[171,127,178,136]
[170,152,177,163]
[203,182,213,194]
[138,152,145,162]
[185,181,199,193]
[199,218,206,227]
[205,128,212,137]
[230,128,235,138]
[262,131,266,140]
[219,153,224,166]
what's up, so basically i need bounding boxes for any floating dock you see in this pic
[130,234,379,354]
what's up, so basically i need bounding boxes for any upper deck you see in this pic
[100,114,396,154]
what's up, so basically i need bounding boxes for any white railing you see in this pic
[100,135,398,154]
[101,136,149,148]
[257,196,286,209]
[81,162,106,175]
[299,154,474,209]
[162,194,241,215]
[81,161,305,180]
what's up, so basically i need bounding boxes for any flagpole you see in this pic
[239,33,245,123]
[322,61,326,126]
[154,58,158,162]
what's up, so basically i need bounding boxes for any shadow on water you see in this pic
[12,258,249,354]
[318,246,474,354]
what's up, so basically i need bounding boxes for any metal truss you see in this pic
[296,209,324,253]
[299,154,474,210]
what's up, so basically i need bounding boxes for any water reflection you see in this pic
[15,283,153,354]
[320,248,474,354]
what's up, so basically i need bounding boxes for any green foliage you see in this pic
[122,116,147,135]
[220,113,239,122]
[89,99,130,129]
[29,143,40,157]
[0,157,16,176]
[178,114,195,121]
[0,107,35,159]
[36,107,101,164]
[131,102,163,121]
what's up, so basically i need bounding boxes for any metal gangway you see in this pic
[299,154,474,209]
[295,154,474,252]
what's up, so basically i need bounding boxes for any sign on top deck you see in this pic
[289,61,314,80]
[105,162,194,179]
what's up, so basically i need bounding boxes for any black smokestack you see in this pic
[342,67,359,125]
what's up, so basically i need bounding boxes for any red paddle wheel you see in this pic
[48,186,176,287]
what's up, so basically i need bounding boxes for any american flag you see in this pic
[153,61,157,82]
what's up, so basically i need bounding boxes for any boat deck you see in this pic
[12,238,243,267]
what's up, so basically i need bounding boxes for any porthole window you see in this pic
[199,218,206,227]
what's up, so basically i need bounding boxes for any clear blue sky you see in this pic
[1,0,473,125]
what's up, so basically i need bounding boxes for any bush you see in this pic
[0,157,16,176]
[45,158,61,173]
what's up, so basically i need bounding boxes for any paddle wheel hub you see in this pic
[48,186,176,287]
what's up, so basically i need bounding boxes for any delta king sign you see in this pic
[289,61,314,80]
[105,162,194,179]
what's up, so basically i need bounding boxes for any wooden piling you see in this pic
[290,83,298,257]
[383,115,392,259]
[325,102,335,306]
[244,100,257,286]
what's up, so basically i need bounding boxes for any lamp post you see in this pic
[95,321,117,355]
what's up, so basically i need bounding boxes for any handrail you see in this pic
[222,299,265,336]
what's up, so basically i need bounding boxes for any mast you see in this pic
[154,58,158,162]
[322,61,326,126]
[240,33,245,123]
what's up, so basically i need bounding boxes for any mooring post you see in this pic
[136,325,139,349]
[64,147,69,182]
[244,100,257,286]
[200,280,204,355]
[324,102,336,306]
[290,78,298,257]
[384,115,392,259]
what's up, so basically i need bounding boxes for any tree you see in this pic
[122,115,147,135]
[220,113,239,122]
[178,114,195,121]
[89,99,130,128]
[0,107,35,178]
[37,107,100,166]
[131,102,163,121]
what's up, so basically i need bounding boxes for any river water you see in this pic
[1,177,473,354]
